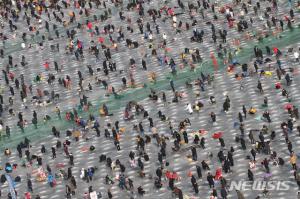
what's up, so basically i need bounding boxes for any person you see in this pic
[210,96,216,104]
[248,131,255,144]
[242,105,247,118]
[219,137,225,148]
[169,178,175,190]
[263,158,270,173]
[156,167,163,180]
[285,73,292,86]
[191,146,197,160]
[251,148,256,161]
[211,112,216,123]
[191,175,199,194]
[294,51,299,62]
[137,186,145,195]
[236,189,245,199]
[263,97,268,107]
[6,126,10,137]
[154,177,162,189]
[220,186,228,199]
[186,103,193,114]
[27,179,33,192]
[257,80,263,93]
[41,145,46,153]
[196,165,202,179]
[108,189,113,199]
[288,141,293,154]
[296,171,300,189]
[51,147,56,159]
[238,112,243,123]
[290,152,297,170]
[207,172,215,188]
[248,169,254,181]
[223,101,229,112]
[200,137,206,149]
[240,137,246,150]
[25,192,31,199]
[170,80,175,92]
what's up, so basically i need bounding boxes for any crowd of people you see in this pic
[1,0,300,198]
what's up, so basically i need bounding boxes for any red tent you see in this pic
[214,168,222,180]
[98,37,104,43]
[167,8,174,16]
[87,22,93,29]
[284,103,293,110]
[165,171,172,179]
[212,132,223,139]
[171,172,179,180]
[273,47,278,55]
[25,192,31,199]
[43,62,49,70]
[275,82,281,89]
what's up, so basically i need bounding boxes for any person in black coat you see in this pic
[238,112,243,123]
[223,101,229,112]
[41,145,46,153]
[251,148,256,161]
[200,137,206,149]
[240,137,246,150]
[219,137,225,147]
[156,167,162,180]
[178,189,183,199]
[227,151,234,166]
[212,188,218,197]
[138,158,144,170]
[201,160,210,170]
[223,158,231,173]
[169,178,175,190]
[218,151,225,162]
[191,175,199,194]
[191,175,196,185]
[221,186,228,199]
[183,131,189,144]
[67,167,72,179]
[27,179,33,192]
[263,158,270,173]
[37,156,42,166]
[220,176,227,188]
[191,147,197,161]
[196,165,202,178]
[108,189,113,199]
[207,172,215,188]
[194,134,200,144]
[248,169,254,181]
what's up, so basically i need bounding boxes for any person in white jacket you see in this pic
[186,103,193,114]
[149,33,153,42]
[162,33,167,41]
[294,51,299,62]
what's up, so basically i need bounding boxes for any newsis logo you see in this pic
[229,181,293,191]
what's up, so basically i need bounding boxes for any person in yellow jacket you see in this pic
[290,152,297,170]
